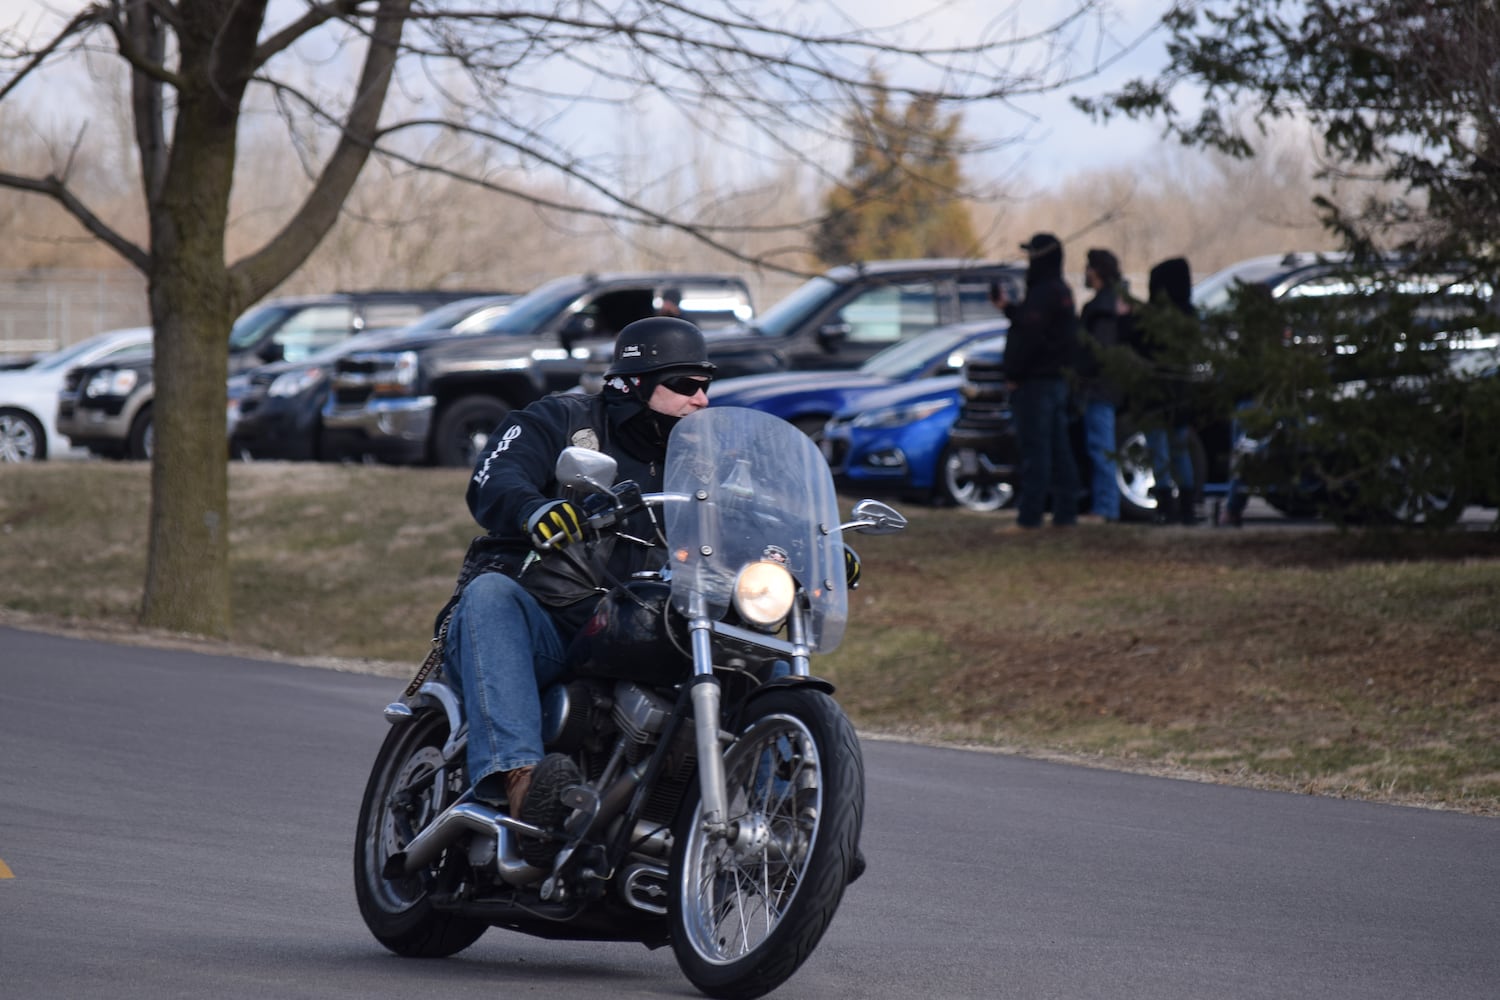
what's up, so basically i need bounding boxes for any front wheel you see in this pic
[670,688,864,1000]
[353,708,487,957]
[432,395,510,467]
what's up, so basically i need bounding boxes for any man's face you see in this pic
[646,374,711,417]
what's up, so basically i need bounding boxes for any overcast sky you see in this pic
[0,0,1175,188]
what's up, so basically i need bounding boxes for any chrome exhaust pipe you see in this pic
[396,801,548,886]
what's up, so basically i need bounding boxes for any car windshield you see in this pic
[400,296,512,335]
[859,325,990,379]
[474,278,587,335]
[228,304,295,351]
[749,276,841,338]
[32,332,144,372]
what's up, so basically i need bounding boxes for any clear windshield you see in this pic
[750,276,840,338]
[664,407,848,652]
[228,305,294,350]
[861,324,984,378]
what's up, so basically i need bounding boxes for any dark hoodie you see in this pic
[456,383,676,629]
[1002,242,1079,381]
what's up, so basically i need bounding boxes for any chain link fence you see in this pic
[0,269,150,359]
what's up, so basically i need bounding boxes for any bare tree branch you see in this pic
[0,167,149,270]
[0,5,101,103]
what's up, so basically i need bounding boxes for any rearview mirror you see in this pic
[842,498,908,535]
[555,446,618,495]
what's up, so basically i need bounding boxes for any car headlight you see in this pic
[732,560,796,629]
[372,351,419,395]
[851,397,952,429]
[85,368,139,398]
[268,366,323,398]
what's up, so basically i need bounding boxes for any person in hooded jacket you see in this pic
[441,316,714,828]
[998,232,1081,529]
[1134,257,1201,525]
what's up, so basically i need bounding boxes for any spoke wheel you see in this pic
[670,688,863,1000]
[353,709,486,957]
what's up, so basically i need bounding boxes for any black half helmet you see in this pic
[605,316,717,378]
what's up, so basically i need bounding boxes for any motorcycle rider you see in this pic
[441,316,714,828]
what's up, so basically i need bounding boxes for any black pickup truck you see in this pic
[320,272,756,467]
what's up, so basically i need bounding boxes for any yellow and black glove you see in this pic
[843,543,862,590]
[526,499,584,552]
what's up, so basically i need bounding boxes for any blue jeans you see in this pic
[1082,400,1119,520]
[1146,425,1194,493]
[442,572,570,802]
[1010,378,1079,528]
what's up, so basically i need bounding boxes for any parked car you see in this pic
[709,318,1007,439]
[321,272,755,467]
[819,336,1008,509]
[57,289,502,461]
[228,294,517,461]
[0,327,153,462]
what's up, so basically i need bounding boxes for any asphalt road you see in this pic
[2,627,1496,999]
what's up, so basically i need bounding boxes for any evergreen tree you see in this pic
[815,77,979,265]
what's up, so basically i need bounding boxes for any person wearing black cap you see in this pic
[997,232,1082,529]
[440,316,714,832]
[1076,247,1129,522]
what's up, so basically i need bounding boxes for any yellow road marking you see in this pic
[0,858,13,878]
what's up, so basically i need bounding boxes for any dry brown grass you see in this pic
[3,461,1498,815]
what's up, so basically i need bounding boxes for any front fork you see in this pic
[686,598,812,838]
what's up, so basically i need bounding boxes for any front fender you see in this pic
[728,674,836,730]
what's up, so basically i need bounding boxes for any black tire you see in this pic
[938,443,1013,512]
[353,709,488,957]
[127,406,153,461]
[670,688,864,1000]
[0,408,45,462]
[432,396,510,467]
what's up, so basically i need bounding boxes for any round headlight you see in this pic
[733,561,796,629]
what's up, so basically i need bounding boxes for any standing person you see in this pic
[441,316,713,829]
[1136,256,1201,525]
[655,287,684,317]
[998,232,1081,529]
[1075,248,1127,523]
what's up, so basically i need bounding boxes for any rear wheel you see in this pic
[0,409,44,462]
[432,396,510,467]
[354,709,487,957]
[670,688,863,1000]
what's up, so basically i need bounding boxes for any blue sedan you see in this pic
[709,319,1007,437]
[819,333,1010,509]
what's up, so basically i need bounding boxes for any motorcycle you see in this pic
[353,405,908,999]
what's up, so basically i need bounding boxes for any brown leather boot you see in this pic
[502,766,534,817]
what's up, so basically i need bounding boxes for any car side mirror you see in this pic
[817,320,851,353]
[555,446,618,495]
[258,341,285,364]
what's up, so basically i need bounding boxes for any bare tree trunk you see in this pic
[138,0,253,635]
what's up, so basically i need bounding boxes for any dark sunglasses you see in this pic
[659,375,712,396]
